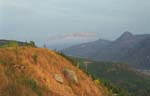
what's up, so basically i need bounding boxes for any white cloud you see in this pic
[47,32,98,41]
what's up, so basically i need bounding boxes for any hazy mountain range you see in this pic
[62,32,150,69]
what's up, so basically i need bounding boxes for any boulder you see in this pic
[54,74,64,84]
[63,68,79,84]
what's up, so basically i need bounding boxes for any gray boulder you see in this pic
[63,68,79,84]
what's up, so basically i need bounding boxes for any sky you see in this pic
[0,0,150,48]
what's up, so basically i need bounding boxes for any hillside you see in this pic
[71,57,150,96]
[62,32,150,69]
[0,47,109,96]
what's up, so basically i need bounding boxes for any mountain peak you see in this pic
[122,31,133,36]
[117,31,134,41]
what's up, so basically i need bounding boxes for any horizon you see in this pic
[0,31,149,49]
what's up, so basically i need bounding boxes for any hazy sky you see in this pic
[0,0,150,47]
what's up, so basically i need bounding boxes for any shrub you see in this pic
[99,78,130,96]
[56,51,77,66]
[94,79,101,85]
[0,59,4,64]
[23,78,42,96]
[29,41,36,47]
[32,52,38,64]
[0,41,19,48]
[6,84,19,96]
[14,46,20,65]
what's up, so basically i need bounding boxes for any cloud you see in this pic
[47,32,98,41]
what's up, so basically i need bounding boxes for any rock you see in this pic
[63,68,79,84]
[54,74,64,84]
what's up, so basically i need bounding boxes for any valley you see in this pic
[69,57,150,96]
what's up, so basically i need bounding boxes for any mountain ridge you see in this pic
[62,32,150,69]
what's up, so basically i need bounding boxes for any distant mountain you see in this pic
[62,32,150,69]
[62,39,111,58]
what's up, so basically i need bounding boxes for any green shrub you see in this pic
[23,78,42,96]
[0,41,19,48]
[99,78,130,96]
[6,84,19,96]
[0,59,4,64]
[29,41,36,47]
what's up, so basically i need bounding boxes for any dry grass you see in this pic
[0,47,106,96]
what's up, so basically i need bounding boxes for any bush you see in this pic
[100,78,130,96]
[6,84,19,96]
[0,59,4,64]
[32,52,38,64]
[23,78,42,96]
[14,45,20,65]
[56,51,77,66]
[94,79,101,85]
[29,41,36,47]
[0,41,19,48]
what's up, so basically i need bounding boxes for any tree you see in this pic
[30,41,36,47]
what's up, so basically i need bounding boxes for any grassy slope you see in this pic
[71,57,150,96]
[0,47,110,96]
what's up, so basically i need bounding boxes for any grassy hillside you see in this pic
[0,47,112,96]
[70,57,150,96]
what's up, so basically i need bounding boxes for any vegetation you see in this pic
[0,41,19,48]
[56,52,150,96]
[100,79,129,96]
[0,47,106,96]
[69,57,150,96]
[57,52,128,95]
[23,78,42,96]
[32,51,38,64]
[29,41,36,47]
[0,40,37,48]
[2,46,148,96]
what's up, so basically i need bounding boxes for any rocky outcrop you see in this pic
[63,68,79,84]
